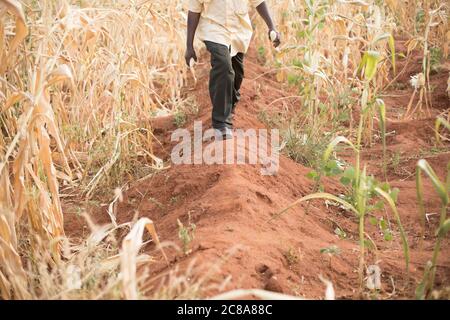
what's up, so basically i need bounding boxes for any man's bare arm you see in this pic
[255,1,281,47]
[185,11,201,66]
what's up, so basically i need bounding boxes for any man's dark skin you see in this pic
[185,2,280,66]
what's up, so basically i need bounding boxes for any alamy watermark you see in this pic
[171,121,280,175]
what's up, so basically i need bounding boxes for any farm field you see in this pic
[0,0,449,300]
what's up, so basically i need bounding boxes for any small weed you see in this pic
[257,46,266,63]
[320,245,341,268]
[257,108,281,128]
[283,247,299,266]
[174,109,187,128]
[177,213,196,255]
[369,216,394,241]
[282,125,332,169]
[148,197,165,211]
[429,47,442,73]
[334,227,347,239]
[320,245,341,256]
[391,151,401,172]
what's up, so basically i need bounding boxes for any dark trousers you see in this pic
[205,41,244,129]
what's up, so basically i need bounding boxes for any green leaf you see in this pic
[357,51,367,76]
[415,261,433,300]
[379,217,387,230]
[435,117,450,146]
[374,200,385,210]
[416,164,426,234]
[334,227,347,239]
[320,245,341,255]
[369,216,378,226]
[363,51,381,81]
[375,187,410,273]
[343,166,355,180]
[340,176,352,185]
[297,30,307,39]
[390,188,400,203]
[306,170,319,180]
[325,160,343,176]
[377,99,387,180]
[437,219,450,237]
[417,159,448,206]
[384,231,393,241]
[364,239,374,251]
[325,160,339,170]
[389,34,396,75]
[323,136,358,166]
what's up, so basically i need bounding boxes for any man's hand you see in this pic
[185,47,197,67]
[186,11,201,67]
[269,29,281,48]
[256,2,280,48]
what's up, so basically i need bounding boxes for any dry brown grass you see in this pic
[0,0,189,299]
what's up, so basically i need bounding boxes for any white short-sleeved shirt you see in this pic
[188,0,265,56]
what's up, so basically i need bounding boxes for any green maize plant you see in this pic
[279,135,409,290]
[303,136,357,214]
[435,116,450,146]
[376,99,388,181]
[357,32,395,146]
[415,159,450,298]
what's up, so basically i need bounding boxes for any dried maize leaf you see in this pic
[0,269,12,299]
[0,0,28,52]
[120,217,167,299]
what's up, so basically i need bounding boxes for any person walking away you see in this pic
[185,0,281,140]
